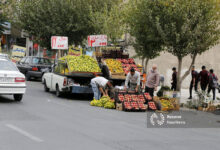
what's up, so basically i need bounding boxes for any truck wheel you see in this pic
[56,85,62,97]
[44,80,49,92]
[14,94,23,101]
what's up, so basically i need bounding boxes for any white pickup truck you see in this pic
[42,60,95,97]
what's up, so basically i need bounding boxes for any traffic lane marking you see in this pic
[5,124,43,143]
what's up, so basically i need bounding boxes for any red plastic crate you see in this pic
[148,101,157,110]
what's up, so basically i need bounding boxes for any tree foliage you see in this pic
[153,0,220,90]
[125,0,164,70]
[0,1,9,35]
[16,0,124,49]
[91,0,125,45]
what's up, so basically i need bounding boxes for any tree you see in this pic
[0,1,9,35]
[125,0,163,71]
[16,0,123,49]
[152,0,220,91]
[91,0,125,45]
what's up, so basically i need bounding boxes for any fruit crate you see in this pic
[148,101,157,111]
[115,92,147,112]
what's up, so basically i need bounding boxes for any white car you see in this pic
[0,58,26,101]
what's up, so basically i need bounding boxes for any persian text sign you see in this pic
[51,36,68,50]
[11,45,26,57]
[88,35,107,47]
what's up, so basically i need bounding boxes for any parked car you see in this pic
[0,53,9,60]
[17,56,52,81]
[0,57,26,101]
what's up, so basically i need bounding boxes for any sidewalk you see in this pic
[180,88,220,104]
[155,86,220,104]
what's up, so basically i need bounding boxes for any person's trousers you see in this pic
[145,86,154,98]
[208,86,216,100]
[91,82,101,100]
[200,83,208,91]
[171,83,177,91]
[189,81,198,97]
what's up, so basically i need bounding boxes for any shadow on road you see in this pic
[0,96,16,103]
[51,92,93,101]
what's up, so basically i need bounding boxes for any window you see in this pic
[20,57,26,64]
[0,60,18,71]
[25,57,30,64]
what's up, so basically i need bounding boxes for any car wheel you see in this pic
[14,94,23,101]
[25,72,31,81]
[56,85,62,97]
[44,80,49,92]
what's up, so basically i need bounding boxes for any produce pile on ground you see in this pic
[105,59,124,74]
[90,96,115,109]
[60,55,101,73]
[160,99,174,111]
[117,93,148,111]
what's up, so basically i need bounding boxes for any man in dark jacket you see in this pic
[208,69,218,100]
[188,66,198,99]
[199,66,209,91]
[171,67,177,91]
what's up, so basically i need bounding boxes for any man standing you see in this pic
[90,76,113,100]
[199,66,209,91]
[145,64,160,97]
[188,66,199,99]
[171,67,177,91]
[208,69,218,100]
[124,68,141,92]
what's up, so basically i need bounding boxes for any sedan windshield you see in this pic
[32,58,51,65]
[0,60,18,71]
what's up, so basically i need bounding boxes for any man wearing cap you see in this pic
[145,64,160,97]
[90,76,113,100]
[124,68,141,92]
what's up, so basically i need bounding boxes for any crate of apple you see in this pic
[138,95,146,103]
[148,101,157,110]
[131,94,138,101]
[118,94,124,102]
[131,102,139,110]
[124,94,132,101]
[123,102,132,110]
[138,102,147,111]
[144,93,152,101]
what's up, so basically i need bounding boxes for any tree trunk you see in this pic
[145,58,149,73]
[181,53,197,82]
[141,57,145,67]
[177,57,183,91]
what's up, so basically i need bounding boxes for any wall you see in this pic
[129,44,220,89]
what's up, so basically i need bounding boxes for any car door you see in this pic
[17,57,26,74]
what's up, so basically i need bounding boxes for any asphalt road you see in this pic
[0,81,220,150]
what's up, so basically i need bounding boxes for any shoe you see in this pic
[188,97,192,99]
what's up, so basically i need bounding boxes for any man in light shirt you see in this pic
[145,64,160,97]
[124,68,141,92]
[91,76,113,100]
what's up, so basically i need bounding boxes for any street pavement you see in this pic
[0,81,220,150]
